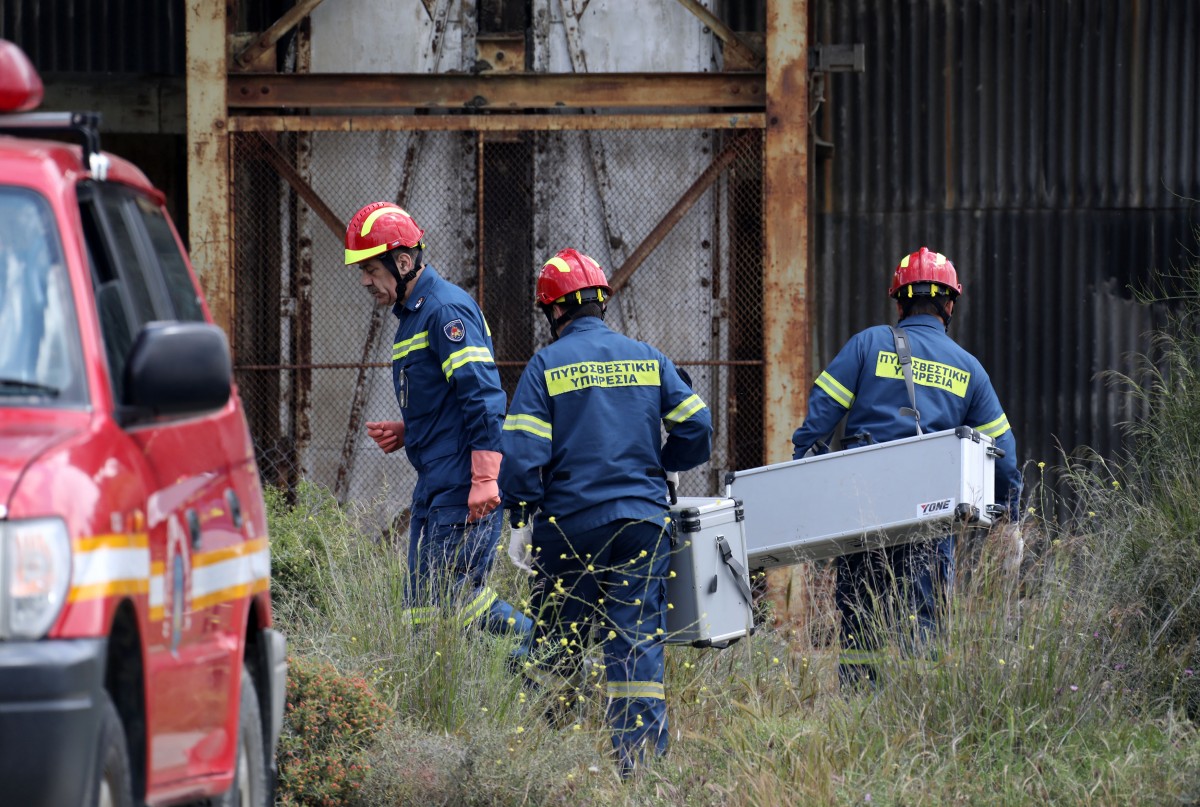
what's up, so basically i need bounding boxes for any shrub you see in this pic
[267,481,357,619]
[277,654,394,807]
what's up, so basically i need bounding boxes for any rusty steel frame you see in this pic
[609,130,759,295]
[196,0,808,502]
[674,0,765,70]
[763,0,808,465]
[229,72,764,111]
[234,0,326,71]
[251,132,343,238]
[476,132,486,307]
[291,30,315,490]
[186,1,233,340]
[762,0,813,628]
[229,112,766,133]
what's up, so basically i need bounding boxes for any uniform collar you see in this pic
[393,265,441,316]
[898,313,945,331]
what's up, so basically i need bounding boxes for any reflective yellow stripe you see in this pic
[361,205,413,236]
[544,360,660,397]
[462,587,499,626]
[606,680,665,700]
[663,394,706,431]
[874,351,971,398]
[345,243,388,264]
[815,371,855,408]
[545,256,572,274]
[406,606,436,626]
[75,533,149,552]
[393,331,429,361]
[976,414,1011,439]
[504,413,552,440]
[69,579,149,603]
[441,345,495,379]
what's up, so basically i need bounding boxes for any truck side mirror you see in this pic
[119,321,231,425]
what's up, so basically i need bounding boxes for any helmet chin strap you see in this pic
[542,305,573,341]
[542,301,605,341]
[898,293,954,331]
[386,248,423,299]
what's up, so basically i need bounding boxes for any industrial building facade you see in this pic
[10,0,1200,526]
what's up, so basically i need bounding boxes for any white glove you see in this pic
[507,523,534,573]
[999,522,1024,577]
[666,471,680,505]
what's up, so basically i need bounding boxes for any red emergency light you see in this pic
[0,39,43,114]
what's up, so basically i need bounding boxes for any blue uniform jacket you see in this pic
[791,314,1023,518]
[391,266,507,509]
[499,317,713,535]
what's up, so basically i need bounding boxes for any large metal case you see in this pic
[727,427,1005,569]
[665,497,754,647]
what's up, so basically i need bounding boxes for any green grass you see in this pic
[266,476,1200,806]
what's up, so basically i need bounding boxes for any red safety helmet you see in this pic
[888,247,963,300]
[536,248,611,305]
[344,202,425,266]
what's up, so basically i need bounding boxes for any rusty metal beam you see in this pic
[674,0,765,70]
[228,72,764,111]
[251,132,343,238]
[609,131,756,295]
[187,0,232,339]
[229,112,765,133]
[234,0,326,71]
[762,0,813,630]
[762,0,809,466]
[229,112,764,131]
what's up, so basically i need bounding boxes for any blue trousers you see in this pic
[526,518,670,774]
[836,535,954,685]
[405,503,531,635]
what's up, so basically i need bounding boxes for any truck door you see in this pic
[80,183,245,787]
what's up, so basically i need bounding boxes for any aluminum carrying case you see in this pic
[727,426,1006,569]
[664,497,754,648]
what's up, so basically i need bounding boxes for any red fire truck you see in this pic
[0,40,285,807]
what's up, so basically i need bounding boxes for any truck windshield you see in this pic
[0,187,87,407]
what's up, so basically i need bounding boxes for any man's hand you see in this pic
[666,471,680,505]
[365,421,406,454]
[508,522,534,573]
[469,450,503,522]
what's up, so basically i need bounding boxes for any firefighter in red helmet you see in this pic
[500,249,712,776]
[792,247,1022,690]
[344,202,531,641]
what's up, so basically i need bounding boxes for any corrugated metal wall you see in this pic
[0,0,303,75]
[812,0,1200,504]
[0,0,185,73]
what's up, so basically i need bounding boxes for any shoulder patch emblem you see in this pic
[444,319,466,342]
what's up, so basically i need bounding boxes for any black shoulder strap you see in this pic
[715,536,754,606]
[889,325,923,436]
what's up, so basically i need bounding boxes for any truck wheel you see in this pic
[95,694,133,807]
[218,664,268,807]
